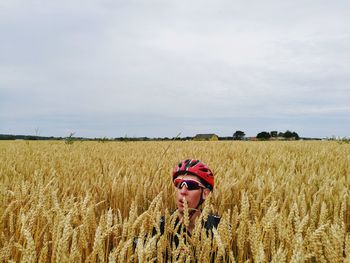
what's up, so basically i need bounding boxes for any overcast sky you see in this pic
[1,0,349,138]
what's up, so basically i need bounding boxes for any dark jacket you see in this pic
[133,213,221,261]
[154,213,221,261]
[156,214,221,237]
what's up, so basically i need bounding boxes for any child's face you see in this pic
[174,174,206,214]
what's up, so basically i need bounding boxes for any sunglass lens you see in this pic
[174,179,201,190]
[186,180,201,190]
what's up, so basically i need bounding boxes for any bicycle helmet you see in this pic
[173,159,214,190]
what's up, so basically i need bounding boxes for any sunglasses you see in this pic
[173,178,205,191]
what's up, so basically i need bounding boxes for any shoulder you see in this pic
[204,214,221,230]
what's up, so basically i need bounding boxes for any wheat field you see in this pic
[0,140,350,262]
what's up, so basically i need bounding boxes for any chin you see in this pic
[177,206,184,213]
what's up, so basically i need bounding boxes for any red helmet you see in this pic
[172,159,214,190]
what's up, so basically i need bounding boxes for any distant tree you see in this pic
[283,130,292,138]
[256,131,271,140]
[282,130,300,140]
[0,134,14,140]
[65,132,75,144]
[293,132,300,140]
[270,131,278,137]
[233,130,245,140]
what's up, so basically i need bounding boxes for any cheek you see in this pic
[188,191,201,204]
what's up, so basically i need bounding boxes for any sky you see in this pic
[1,0,349,138]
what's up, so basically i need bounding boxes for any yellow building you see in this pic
[193,134,219,141]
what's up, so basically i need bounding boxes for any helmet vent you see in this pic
[190,160,199,167]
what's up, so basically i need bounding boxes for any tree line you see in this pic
[1,130,301,141]
[233,130,300,140]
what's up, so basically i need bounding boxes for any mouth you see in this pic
[177,199,185,208]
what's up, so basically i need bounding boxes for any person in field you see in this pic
[171,159,220,234]
[134,159,220,259]
[154,159,220,235]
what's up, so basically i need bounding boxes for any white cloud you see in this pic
[1,0,350,137]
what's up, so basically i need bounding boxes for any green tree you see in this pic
[257,131,271,140]
[233,130,246,140]
[292,132,300,140]
[270,131,278,137]
[283,130,300,140]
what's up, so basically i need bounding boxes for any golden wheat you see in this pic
[0,140,349,262]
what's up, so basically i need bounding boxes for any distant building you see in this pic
[193,134,219,141]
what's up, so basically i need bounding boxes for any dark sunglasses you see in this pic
[173,178,205,191]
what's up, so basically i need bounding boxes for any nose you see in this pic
[179,185,188,195]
